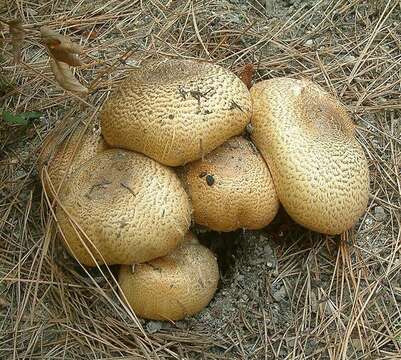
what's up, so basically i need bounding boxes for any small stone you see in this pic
[272,285,287,302]
[305,39,314,47]
[263,243,274,258]
[228,13,241,24]
[250,257,265,266]
[374,206,386,221]
[344,54,356,62]
[126,59,140,67]
[266,261,274,269]
[175,321,188,330]
[145,321,163,334]
[365,217,373,225]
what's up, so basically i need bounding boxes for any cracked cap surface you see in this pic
[100,59,252,166]
[38,120,107,198]
[56,149,192,266]
[119,232,219,321]
[250,77,370,234]
[180,136,279,232]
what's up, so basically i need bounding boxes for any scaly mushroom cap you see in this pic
[118,232,219,321]
[38,120,107,197]
[250,78,370,235]
[179,136,279,232]
[100,59,252,166]
[56,149,192,266]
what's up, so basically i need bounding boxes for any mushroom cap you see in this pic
[38,120,107,198]
[118,232,219,321]
[56,149,192,266]
[179,136,279,232]
[100,59,252,166]
[250,78,370,235]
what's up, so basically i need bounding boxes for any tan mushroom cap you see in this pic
[100,59,252,166]
[118,232,219,321]
[250,78,370,235]
[56,149,192,266]
[38,120,107,198]
[179,136,279,232]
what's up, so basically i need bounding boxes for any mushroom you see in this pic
[179,136,279,232]
[100,59,252,166]
[118,232,219,321]
[250,78,370,235]
[56,149,192,266]
[38,120,107,198]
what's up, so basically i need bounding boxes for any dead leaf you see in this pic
[239,63,255,90]
[82,30,98,40]
[9,19,25,64]
[0,296,9,309]
[40,26,83,66]
[50,59,88,94]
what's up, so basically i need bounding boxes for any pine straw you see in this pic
[1,0,400,358]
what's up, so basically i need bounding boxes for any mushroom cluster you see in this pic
[41,59,369,321]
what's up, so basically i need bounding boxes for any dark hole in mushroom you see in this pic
[206,175,214,186]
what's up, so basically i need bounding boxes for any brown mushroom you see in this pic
[100,59,252,166]
[179,136,279,232]
[250,78,370,234]
[118,232,219,321]
[38,119,107,199]
[56,149,192,266]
